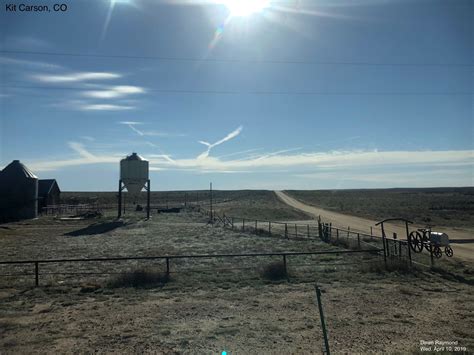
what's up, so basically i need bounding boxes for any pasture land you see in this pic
[285,187,474,228]
[0,205,473,354]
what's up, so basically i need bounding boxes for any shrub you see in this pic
[260,261,288,281]
[108,269,169,288]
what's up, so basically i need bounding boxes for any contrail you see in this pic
[198,126,243,159]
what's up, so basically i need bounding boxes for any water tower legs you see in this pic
[118,179,150,219]
[117,179,125,219]
[146,179,151,219]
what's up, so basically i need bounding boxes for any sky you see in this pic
[0,0,473,191]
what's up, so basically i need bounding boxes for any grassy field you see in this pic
[285,187,474,228]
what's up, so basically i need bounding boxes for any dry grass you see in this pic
[62,190,311,221]
[286,188,474,228]
[0,199,473,354]
[360,258,416,275]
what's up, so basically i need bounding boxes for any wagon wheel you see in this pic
[409,231,423,253]
[421,231,430,243]
[434,246,443,258]
[445,246,454,257]
[421,231,432,252]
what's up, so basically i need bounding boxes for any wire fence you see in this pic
[203,207,452,271]
[203,208,321,241]
[317,221,455,270]
[2,201,459,288]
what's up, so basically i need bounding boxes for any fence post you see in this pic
[231,217,234,230]
[307,224,310,238]
[166,257,170,278]
[285,223,288,239]
[269,221,271,236]
[35,262,39,287]
[315,284,331,355]
[295,224,298,238]
[357,233,360,249]
[382,234,387,268]
[370,226,373,239]
[407,238,412,267]
[406,223,412,267]
[242,218,245,231]
[336,229,339,241]
[430,244,434,267]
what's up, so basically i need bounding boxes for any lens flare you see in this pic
[221,0,270,17]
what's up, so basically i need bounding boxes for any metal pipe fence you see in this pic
[0,249,382,287]
[41,204,97,215]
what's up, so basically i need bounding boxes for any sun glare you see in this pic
[221,0,270,17]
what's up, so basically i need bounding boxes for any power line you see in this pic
[1,49,472,67]
[2,84,472,96]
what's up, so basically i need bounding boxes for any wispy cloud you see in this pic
[124,122,146,135]
[198,126,243,159]
[50,100,135,111]
[26,139,474,189]
[4,35,52,50]
[28,142,119,171]
[119,121,143,125]
[148,148,474,175]
[118,121,186,137]
[68,142,96,160]
[33,71,121,83]
[293,167,474,187]
[80,136,95,142]
[0,56,62,70]
[82,85,145,99]
[217,148,264,159]
[80,103,134,111]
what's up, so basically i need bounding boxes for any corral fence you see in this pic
[41,204,99,216]
[318,221,411,264]
[203,208,441,271]
[0,249,382,288]
[203,209,320,241]
[317,219,449,270]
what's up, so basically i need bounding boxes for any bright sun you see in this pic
[221,0,270,17]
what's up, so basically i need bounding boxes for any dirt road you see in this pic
[275,191,474,262]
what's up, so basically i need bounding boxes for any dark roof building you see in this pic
[0,160,38,222]
[38,179,61,210]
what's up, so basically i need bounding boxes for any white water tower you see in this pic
[118,152,151,219]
